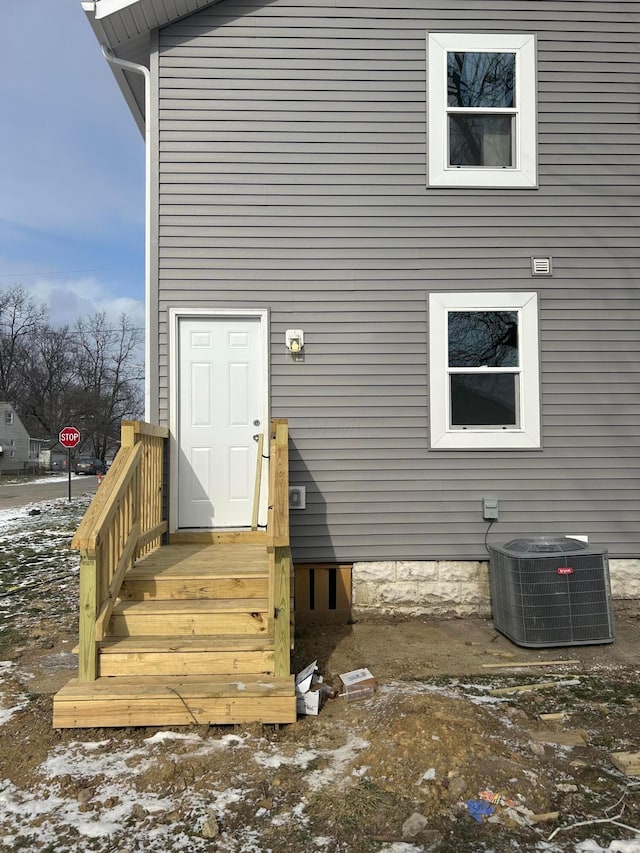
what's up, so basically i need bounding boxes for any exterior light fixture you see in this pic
[285,329,304,353]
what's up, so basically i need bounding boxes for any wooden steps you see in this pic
[53,542,296,728]
[110,597,270,636]
[98,635,276,676]
[53,674,296,728]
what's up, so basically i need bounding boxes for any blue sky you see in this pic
[0,0,145,328]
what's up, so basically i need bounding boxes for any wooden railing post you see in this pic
[267,419,291,677]
[78,550,99,682]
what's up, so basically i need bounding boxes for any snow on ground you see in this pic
[0,494,90,632]
[0,728,373,852]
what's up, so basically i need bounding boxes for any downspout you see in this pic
[100,46,152,422]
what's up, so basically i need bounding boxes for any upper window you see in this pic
[4,411,13,425]
[429,292,541,449]
[427,33,537,188]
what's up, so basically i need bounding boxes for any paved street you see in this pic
[0,475,99,511]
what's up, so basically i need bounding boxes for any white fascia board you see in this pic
[94,0,140,19]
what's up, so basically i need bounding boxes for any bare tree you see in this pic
[71,312,144,459]
[0,285,47,401]
[19,324,77,438]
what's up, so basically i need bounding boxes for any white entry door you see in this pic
[178,316,265,528]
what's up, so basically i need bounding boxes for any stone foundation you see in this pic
[351,559,639,618]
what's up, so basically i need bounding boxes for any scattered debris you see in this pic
[339,667,377,702]
[295,660,334,715]
[610,752,640,777]
[531,730,588,747]
[489,679,580,696]
[479,790,519,808]
[465,799,495,823]
[482,659,580,669]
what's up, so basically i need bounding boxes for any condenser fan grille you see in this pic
[488,538,615,648]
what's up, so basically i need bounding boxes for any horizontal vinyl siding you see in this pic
[157,1,640,561]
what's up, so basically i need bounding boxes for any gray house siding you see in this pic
[154,1,640,563]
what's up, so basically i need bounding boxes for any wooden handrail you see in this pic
[74,420,169,681]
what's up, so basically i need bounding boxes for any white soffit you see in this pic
[92,0,220,46]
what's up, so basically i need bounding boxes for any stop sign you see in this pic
[59,426,81,449]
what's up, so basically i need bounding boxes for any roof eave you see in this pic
[82,0,223,130]
[82,1,147,134]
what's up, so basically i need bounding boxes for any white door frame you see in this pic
[168,307,270,533]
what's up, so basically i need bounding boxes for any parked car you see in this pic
[73,457,107,475]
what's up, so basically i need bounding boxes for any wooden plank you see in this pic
[268,421,289,548]
[57,673,292,694]
[119,575,269,601]
[54,695,297,728]
[132,543,269,574]
[530,730,588,747]
[77,550,99,682]
[99,635,275,653]
[482,660,580,670]
[121,420,169,440]
[610,751,640,776]
[113,598,269,615]
[295,567,311,614]
[336,565,352,611]
[489,681,568,696]
[99,649,275,677]
[110,608,269,637]
[273,547,291,677]
[136,521,168,554]
[169,530,267,545]
[314,567,330,613]
[53,675,296,729]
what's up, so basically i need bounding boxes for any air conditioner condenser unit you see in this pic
[488,536,615,648]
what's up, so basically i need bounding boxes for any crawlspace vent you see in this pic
[488,536,614,648]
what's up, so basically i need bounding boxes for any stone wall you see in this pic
[351,559,639,618]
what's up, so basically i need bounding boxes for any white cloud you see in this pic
[26,276,145,329]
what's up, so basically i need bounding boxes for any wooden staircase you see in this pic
[53,422,296,728]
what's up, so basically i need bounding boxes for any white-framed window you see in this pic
[4,411,13,425]
[427,32,537,188]
[429,292,541,449]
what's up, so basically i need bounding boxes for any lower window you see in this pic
[429,292,540,449]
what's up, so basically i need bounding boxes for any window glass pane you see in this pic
[449,114,513,167]
[447,52,516,108]
[450,373,518,427]
[448,311,519,367]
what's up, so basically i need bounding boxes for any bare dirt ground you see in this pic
[2,601,640,852]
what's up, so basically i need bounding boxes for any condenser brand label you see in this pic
[557,566,574,575]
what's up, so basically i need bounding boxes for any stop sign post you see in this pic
[59,426,80,500]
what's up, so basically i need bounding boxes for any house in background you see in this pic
[80,0,640,617]
[0,403,44,475]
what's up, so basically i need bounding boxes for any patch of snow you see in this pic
[253,747,318,770]
[417,767,437,784]
[305,734,371,792]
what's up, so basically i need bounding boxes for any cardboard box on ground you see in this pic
[295,662,377,716]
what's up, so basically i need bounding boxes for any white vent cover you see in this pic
[531,257,553,276]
